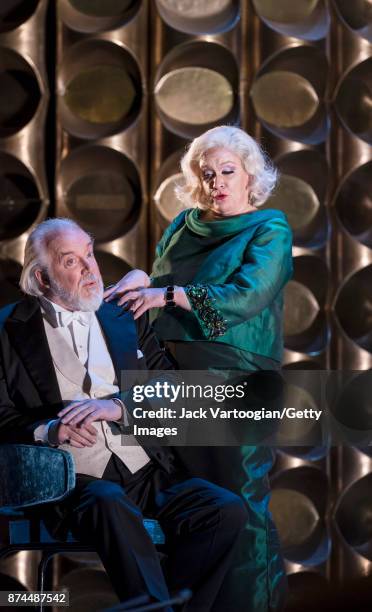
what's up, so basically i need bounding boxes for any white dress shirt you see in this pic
[34,297,150,475]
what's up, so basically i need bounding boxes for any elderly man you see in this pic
[0,218,247,611]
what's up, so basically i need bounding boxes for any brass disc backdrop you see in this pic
[0,1,371,610]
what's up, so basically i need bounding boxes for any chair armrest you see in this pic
[0,444,75,511]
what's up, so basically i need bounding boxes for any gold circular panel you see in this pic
[96,251,131,288]
[64,66,136,125]
[276,149,328,201]
[334,265,372,354]
[335,58,372,144]
[330,372,372,432]
[158,0,232,19]
[0,48,41,137]
[251,46,328,143]
[252,0,329,41]
[59,146,141,243]
[251,71,319,128]
[270,466,329,565]
[333,0,372,41]
[335,473,372,554]
[277,384,320,443]
[252,0,319,24]
[0,152,42,240]
[272,149,329,248]
[67,173,135,223]
[291,255,328,305]
[270,488,319,549]
[154,173,189,224]
[61,0,140,33]
[156,0,239,34]
[284,281,320,336]
[265,174,319,231]
[155,67,234,126]
[0,0,39,33]
[284,255,329,353]
[59,40,142,139]
[155,41,238,138]
[69,0,134,16]
[335,161,372,248]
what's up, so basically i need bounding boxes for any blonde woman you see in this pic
[104,126,292,611]
[105,125,292,373]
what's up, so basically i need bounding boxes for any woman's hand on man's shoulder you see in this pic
[103,269,151,303]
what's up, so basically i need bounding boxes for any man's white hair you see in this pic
[175,125,277,209]
[20,218,86,297]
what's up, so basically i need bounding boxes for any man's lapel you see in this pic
[5,298,138,402]
[5,297,63,407]
[96,301,138,385]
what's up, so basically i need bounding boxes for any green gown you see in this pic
[150,207,293,612]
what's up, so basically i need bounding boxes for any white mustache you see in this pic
[80,274,99,287]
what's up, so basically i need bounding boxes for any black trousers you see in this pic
[56,455,248,611]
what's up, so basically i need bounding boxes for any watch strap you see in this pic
[165,285,176,308]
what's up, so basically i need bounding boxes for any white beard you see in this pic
[48,275,104,312]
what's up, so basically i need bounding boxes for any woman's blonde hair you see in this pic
[176,125,277,208]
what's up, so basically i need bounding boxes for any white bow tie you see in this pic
[58,311,92,328]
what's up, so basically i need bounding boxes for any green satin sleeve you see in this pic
[185,217,293,339]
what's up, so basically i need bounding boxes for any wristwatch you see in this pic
[164,285,176,309]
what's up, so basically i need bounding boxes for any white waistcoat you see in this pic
[43,314,150,478]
